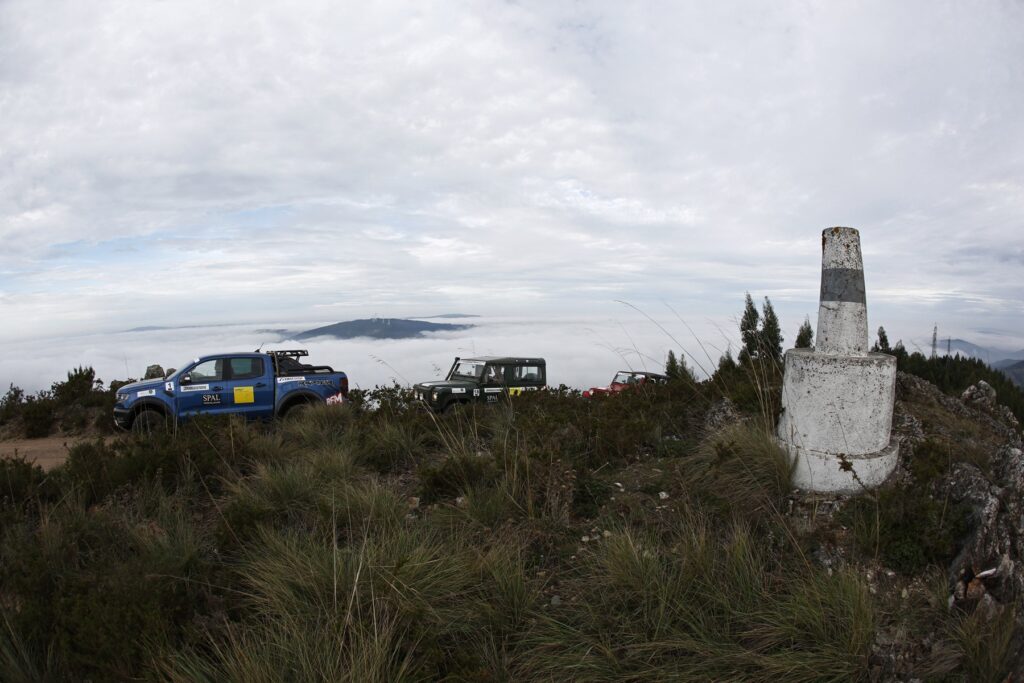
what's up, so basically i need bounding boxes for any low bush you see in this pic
[0,457,58,524]
[419,452,498,503]
[0,384,25,425]
[0,495,213,682]
[680,422,793,521]
[518,517,874,682]
[839,485,970,574]
[21,395,56,438]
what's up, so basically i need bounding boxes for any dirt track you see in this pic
[0,436,102,471]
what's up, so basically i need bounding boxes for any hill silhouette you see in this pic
[292,317,473,340]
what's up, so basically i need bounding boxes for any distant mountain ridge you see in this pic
[291,317,473,341]
[940,339,1024,365]
[1000,360,1024,389]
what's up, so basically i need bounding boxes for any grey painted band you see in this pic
[820,267,866,304]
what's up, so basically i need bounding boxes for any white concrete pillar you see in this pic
[777,227,898,494]
[816,227,869,356]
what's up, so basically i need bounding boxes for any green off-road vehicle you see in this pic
[413,356,547,412]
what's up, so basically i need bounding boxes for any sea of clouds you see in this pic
[0,314,743,394]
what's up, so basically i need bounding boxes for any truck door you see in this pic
[509,363,544,396]
[176,358,227,417]
[482,364,509,403]
[223,356,274,419]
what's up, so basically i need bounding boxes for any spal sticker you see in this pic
[234,386,255,404]
[137,389,156,398]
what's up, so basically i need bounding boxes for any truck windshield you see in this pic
[612,372,637,384]
[450,361,485,380]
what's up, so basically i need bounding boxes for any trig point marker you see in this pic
[777,227,898,493]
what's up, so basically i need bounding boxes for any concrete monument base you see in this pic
[785,437,899,494]
[777,349,899,494]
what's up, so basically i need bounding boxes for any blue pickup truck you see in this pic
[113,349,348,432]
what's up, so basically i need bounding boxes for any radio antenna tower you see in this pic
[931,325,938,359]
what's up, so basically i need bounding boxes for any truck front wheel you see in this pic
[132,409,169,436]
[442,399,469,414]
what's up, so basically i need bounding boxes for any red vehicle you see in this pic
[583,370,668,398]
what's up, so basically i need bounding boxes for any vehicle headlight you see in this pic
[431,390,439,401]
[116,392,130,402]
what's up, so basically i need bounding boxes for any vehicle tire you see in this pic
[443,399,470,415]
[283,400,313,420]
[132,409,169,436]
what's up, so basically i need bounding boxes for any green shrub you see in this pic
[21,395,56,438]
[910,436,991,483]
[949,606,1019,682]
[419,452,498,503]
[352,418,431,473]
[710,358,783,426]
[160,523,523,681]
[839,485,970,574]
[518,519,874,682]
[572,469,613,518]
[0,457,59,526]
[0,496,212,682]
[680,422,793,521]
[0,384,25,425]
[222,462,402,544]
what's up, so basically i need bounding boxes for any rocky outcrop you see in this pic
[945,447,1024,601]
[898,373,1021,444]
[899,375,1023,674]
[961,380,1021,430]
[703,397,741,433]
[960,380,997,411]
[144,364,166,380]
[941,444,1024,679]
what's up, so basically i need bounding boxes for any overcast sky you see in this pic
[2,1,1023,364]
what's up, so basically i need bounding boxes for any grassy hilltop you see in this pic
[1,353,1022,681]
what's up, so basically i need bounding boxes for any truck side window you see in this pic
[229,357,264,380]
[514,366,542,383]
[191,359,224,382]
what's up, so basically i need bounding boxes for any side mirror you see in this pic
[180,373,192,385]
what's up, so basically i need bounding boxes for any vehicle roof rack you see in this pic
[265,349,309,357]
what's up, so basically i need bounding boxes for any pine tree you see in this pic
[795,316,814,349]
[738,292,760,365]
[679,354,699,382]
[665,350,680,380]
[759,297,783,364]
[718,348,737,372]
[872,326,891,353]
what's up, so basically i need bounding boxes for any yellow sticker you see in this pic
[234,386,255,404]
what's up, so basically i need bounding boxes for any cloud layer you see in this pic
[1,0,1022,353]
[0,315,738,394]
